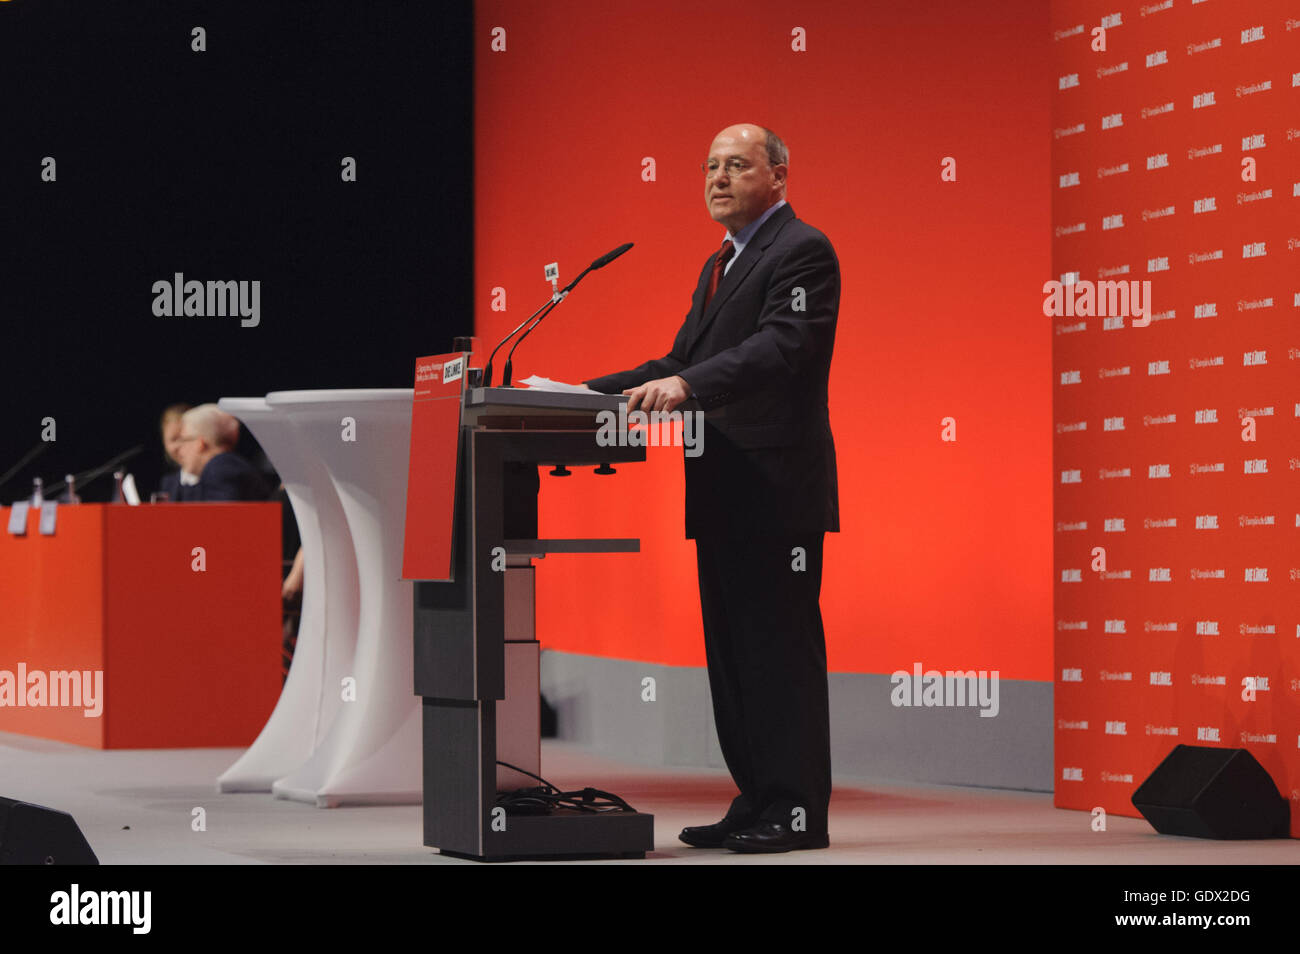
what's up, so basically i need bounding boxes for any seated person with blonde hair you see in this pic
[158,402,194,500]
[173,404,268,502]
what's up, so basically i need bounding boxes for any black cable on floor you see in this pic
[494,760,638,816]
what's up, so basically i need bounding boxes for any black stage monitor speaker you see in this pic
[0,797,99,864]
[1131,744,1290,839]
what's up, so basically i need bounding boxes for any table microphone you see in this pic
[0,441,51,494]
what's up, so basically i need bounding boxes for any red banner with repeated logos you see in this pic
[1051,0,1300,833]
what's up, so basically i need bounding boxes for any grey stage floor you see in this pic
[1,731,1296,864]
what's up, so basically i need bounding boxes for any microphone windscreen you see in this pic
[590,242,634,270]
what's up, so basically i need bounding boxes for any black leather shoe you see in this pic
[723,821,830,853]
[679,816,755,848]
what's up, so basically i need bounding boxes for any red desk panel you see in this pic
[0,503,281,748]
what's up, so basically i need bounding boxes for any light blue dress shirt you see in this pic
[723,199,787,275]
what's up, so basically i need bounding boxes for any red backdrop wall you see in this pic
[1050,0,1300,833]
[474,0,1052,679]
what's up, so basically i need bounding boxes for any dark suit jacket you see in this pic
[585,203,840,539]
[175,451,268,502]
[159,468,181,501]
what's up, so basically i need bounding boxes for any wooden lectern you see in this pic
[402,354,653,860]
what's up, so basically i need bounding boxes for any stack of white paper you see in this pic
[517,375,592,395]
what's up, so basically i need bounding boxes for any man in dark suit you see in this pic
[173,403,268,502]
[583,124,839,852]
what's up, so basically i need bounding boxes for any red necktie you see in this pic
[704,239,735,308]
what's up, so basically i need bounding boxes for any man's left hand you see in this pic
[624,375,692,413]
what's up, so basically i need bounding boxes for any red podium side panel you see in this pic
[0,503,281,748]
[0,505,106,746]
[402,352,466,582]
[102,504,281,748]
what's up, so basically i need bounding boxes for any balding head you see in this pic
[704,123,788,233]
[177,404,240,476]
[714,124,789,168]
[182,404,240,450]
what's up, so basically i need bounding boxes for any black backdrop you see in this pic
[1,1,473,498]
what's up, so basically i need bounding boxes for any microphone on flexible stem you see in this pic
[483,297,557,390]
[502,243,633,387]
[0,441,51,494]
[502,297,564,388]
[43,445,144,498]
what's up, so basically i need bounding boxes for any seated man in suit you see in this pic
[173,404,268,502]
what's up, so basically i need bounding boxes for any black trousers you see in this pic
[694,532,832,834]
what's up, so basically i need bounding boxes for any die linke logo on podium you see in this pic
[414,355,464,396]
[403,351,469,582]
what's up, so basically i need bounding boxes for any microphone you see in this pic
[43,445,144,499]
[585,242,634,275]
[558,243,633,295]
[502,298,564,388]
[0,441,51,494]
[504,242,633,386]
[483,298,557,390]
